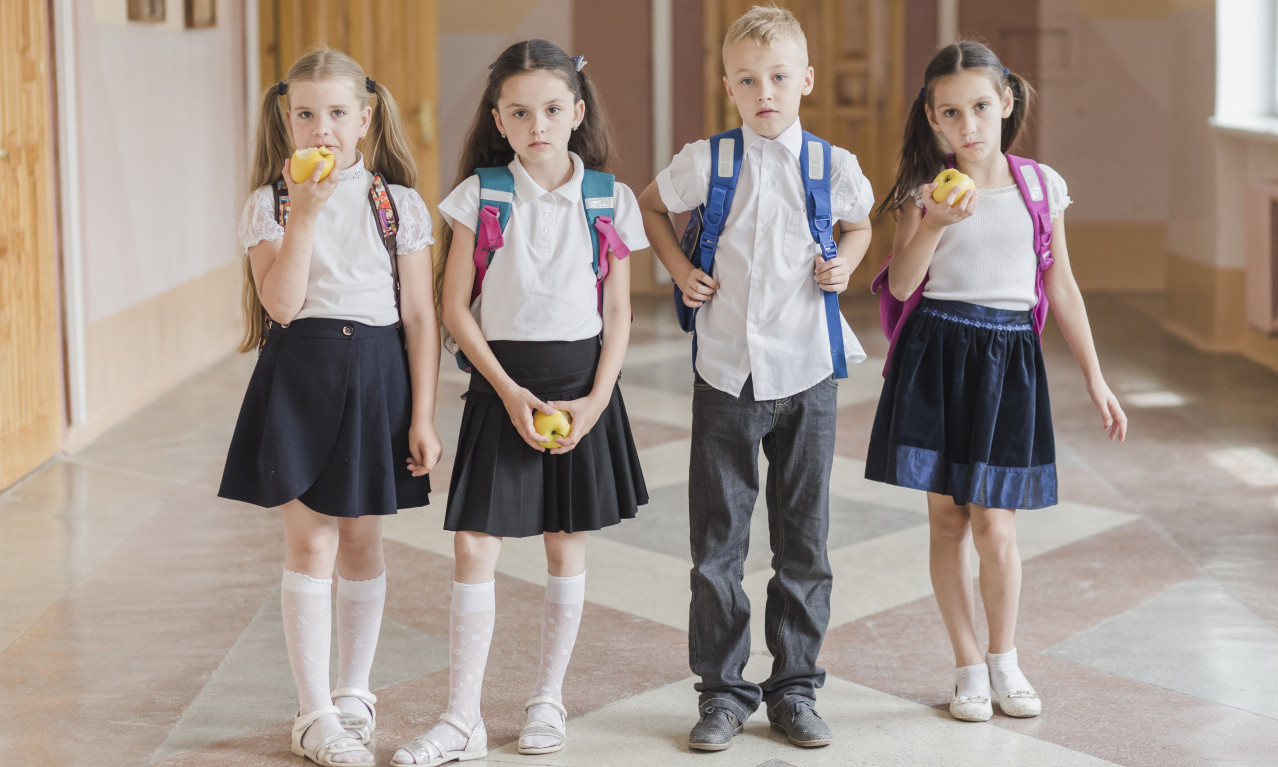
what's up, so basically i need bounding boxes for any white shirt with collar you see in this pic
[656,119,873,400]
[438,152,649,343]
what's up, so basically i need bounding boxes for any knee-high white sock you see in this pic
[521,572,585,749]
[988,647,1034,692]
[335,571,386,718]
[281,569,334,715]
[412,580,495,757]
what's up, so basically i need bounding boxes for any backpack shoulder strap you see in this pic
[272,179,290,227]
[471,166,515,301]
[799,131,847,379]
[582,169,632,313]
[1005,155,1053,257]
[367,172,401,320]
[697,128,744,275]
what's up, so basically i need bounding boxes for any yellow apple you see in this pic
[533,409,573,449]
[931,168,976,205]
[290,146,336,183]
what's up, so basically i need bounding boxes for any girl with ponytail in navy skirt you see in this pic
[867,42,1127,725]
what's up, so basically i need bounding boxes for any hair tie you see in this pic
[572,54,587,72]
[487,61,496,70]
[917,86,926,101]
[276,81,288,96]
[1002,67,1010,76]
[365,76,376,93]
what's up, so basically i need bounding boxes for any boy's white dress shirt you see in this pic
[656,119,872,400]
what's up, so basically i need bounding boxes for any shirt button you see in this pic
[342,325,353,336]
[542,227,550,233]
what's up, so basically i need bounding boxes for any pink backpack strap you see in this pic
[1006,155,1055,333]
[592,215,631,311]
[471,204,504,302]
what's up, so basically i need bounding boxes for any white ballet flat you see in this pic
[994,686,1042,717]
[291,705,374,767]
[949,688,993,722]
[332,687,377,744]
[392,713,487,767]
[518,696,568,755]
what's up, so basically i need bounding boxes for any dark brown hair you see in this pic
[877,41,1035,217]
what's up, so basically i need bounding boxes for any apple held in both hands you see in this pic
[533,408,573,449]
[290,146,336,183]
[931,168,976,205]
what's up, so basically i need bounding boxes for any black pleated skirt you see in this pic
[218,318,431,517]
[444,339,647,537]
[865,298,1057,509]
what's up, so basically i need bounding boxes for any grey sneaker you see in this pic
[769,699,832,747]
[688,706,743,751]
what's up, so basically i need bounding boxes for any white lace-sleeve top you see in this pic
[237,155,434,326]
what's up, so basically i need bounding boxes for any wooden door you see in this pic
[0,0,62,490]
[705,0,904,284]
[260,0,440,205]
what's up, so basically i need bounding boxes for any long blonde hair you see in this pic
[238,49,418,352]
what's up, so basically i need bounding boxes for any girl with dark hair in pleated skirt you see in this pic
[391,40,647,767]
[218,50,441,767]
[866,41,1127,726]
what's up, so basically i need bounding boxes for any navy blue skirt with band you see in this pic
[865,298,1057,509]
[218,317,431,517]
[445,338,647,538]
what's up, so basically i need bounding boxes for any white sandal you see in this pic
[517,696,568,755]
[291,705,374,767]
[332,687,377,744]
[993,686,1042,718]
[949,687,993,722]
[392,712,487,766]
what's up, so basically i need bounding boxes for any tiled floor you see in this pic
[3,293,1277,766]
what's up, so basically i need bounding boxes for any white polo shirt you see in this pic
[656,119,873,400]
[438,152,650,343]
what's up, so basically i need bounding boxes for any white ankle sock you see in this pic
[987,648,1034,693]
[955,662,991,700]
[521,572,585,750]
[335,571,386,719]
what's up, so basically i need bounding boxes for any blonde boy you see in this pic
[638,4,873,752]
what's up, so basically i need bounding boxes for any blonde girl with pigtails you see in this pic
[219,48,442,767]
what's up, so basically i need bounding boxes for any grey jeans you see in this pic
[688,374,837,722]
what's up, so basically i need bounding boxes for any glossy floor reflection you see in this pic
[2,293,1277,766]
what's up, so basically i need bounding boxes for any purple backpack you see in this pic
[870,154,1055,376]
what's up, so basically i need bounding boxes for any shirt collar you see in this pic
[337,152,367,183]
[508,152,585,203]
[741,118,804,160]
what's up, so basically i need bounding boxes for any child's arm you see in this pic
[637,181,719,307]
[250,161,338,322]
[886,184,975,300]
[441,223,557,452]
[1043,216,1127,442]
[545,248,636,454]
[398,246,444,476]
[814,217,872,293]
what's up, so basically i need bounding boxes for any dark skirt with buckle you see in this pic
[865,298,1057,510]
[444,338,647,537]
[218,318,431,517]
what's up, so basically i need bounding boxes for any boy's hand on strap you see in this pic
[543,394,607,455]
[498,384,556,452]
[814,254,851,293]
[678,267,720,308]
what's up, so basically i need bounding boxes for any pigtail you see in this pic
[569,69,614,171]
[364,81,418,189]
[876,88,945,218]
[1001,71,1035,153]
[237,84,294,353]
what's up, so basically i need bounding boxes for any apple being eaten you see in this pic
[931,168,975,205]
[290,146,336,183]
[533,408,573,449]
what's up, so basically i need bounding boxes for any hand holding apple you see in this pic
[931,168,975,205]
[533,408,573,449]
[290,146,336,183]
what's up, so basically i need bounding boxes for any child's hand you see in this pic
[406,420,443,477]
[1088,381,1128,442]
[281,157,339,220]
[542,394,607,455]
[498,384,556,452]
[814,255,851,293]
[678,267,720,308]
[920,182,977,228]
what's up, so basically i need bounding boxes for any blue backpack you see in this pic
[442,166,630,371]
[675,128,848,379]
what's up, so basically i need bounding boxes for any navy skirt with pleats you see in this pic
[865,298,1057,509]
[445,338,647,537]
[218,318,431,517]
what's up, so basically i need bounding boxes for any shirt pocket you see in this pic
[781,209,815,274]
